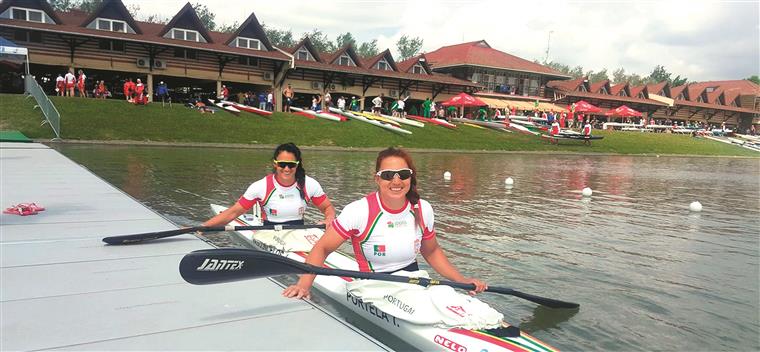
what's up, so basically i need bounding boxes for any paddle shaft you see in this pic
[180,249,579,309]
[102,224,325,245]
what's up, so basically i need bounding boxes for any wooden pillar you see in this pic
[360,94,366,111]
[146,73,153,102]
[216,80,222,99]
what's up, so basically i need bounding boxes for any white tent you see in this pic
[0,36,29,75]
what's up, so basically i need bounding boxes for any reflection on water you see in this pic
[57,145,760,352]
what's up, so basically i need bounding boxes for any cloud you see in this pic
[123,0,759,81]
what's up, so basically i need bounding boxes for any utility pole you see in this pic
[544,30,554,64]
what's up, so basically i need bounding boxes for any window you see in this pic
[599,86,608,94]
[96,18,128,32]
[705,87,716,93]
[297,49,310,60]
[174,48,197,59]
[376,59,391,71]
[676,93,685,100]
[172,28,201,42]
[638,92,646,99]
[696,95,704,103]
[412,64,424,74]
[10,7,45,23]
[236,37,261,50]
[578,84,587,92]
[13,29,42,43]
[619,90,628,97]
[338,54,355,66]
[99,39,125,51]
[238,56,259,67]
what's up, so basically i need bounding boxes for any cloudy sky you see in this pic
[123,0,759,82]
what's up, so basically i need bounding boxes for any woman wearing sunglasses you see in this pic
[202,143,335,227]
[283,147,487,299]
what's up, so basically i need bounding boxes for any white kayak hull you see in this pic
[290,106,343,122]
[329,108,413,135]
[210,204,558,352]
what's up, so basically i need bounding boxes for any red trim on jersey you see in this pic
[414,204,435,240]
[378,193,408,214]
[332,219,357,240]
[237,196,259,210]
[352,238,371,272]
[311,194,326,206]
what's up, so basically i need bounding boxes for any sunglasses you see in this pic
[274,160,300,169]
[376,168,414,181]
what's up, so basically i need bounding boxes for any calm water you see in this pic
[55,144,760,351]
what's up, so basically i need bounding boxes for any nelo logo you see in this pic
[434,335,467,352]
[196,258,244,271]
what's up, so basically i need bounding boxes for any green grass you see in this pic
[1,93,756,156]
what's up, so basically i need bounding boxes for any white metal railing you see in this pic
[24,75,61,140]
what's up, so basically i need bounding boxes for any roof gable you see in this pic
[610,83,630,97]
[288,37,322,62]
[396,54,433,74]
[81,0,141,34]
[671,85,687,100]
[0,0,61,24]
[547,77,585,91]
[686,85,706,102]
[328,45,362,67]
[365,49,398,71]
[159,2,213,43]
[590,80,611,94]
[646,81,670,97]
[223,12,272,50]
[629,85,649,99]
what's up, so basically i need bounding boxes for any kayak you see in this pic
[462,122,486,129]
[378,113,425,128]
[406,114,457,129]
[510,115,548,123]
[329,108,412,135]
[210,204,559,352]
[290,107,344,122]
[354,111,402,127]
[214,102,240,116]
[454,118,511,133]
[504,121,540,135]
[222,101,272,116]
[542,134,603,141]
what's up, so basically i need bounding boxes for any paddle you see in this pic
[102,224,326,245]
[179,248,579,309]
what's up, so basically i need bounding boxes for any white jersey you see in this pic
[64,73,76,84]
[333,192,435,273]
[238,174,327,223]
[56,76,64,84]
[337,98,346,109]
[372,96,383,108]
[397,100,405,109]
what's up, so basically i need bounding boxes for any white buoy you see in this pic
[689,201,702,212]
[443,171,451,180]
[505,177,514,185]
[582,187,593,197]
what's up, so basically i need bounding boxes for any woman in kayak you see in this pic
[283,147,487,299]
[202,143,335,227]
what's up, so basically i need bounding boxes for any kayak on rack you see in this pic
[406,114,457,129]
[354,111,403,127]
[209,204,560,352]
[453,118,511,132]
[329,108,412,135]
[378,113,425,128]
[290,107,344,122]
[221,101,272,116]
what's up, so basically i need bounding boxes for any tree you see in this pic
[568,65,584,78]
[357,39,379,57]
[586,68,609,82]
[746,75,759,85]
[49,0,101,12]
[612,68,627,84]
[217,21,240,34]
[261,24,295,48]
[335,32,356,49]
[142,13,169,24]
[302,29,335,53]
[49,0,77,11]
[647,65,671,84]
[671,75,688,86]
[396,35,424,61]
[192,3,216,31]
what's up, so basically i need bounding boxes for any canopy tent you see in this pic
[605,105,642,117]
[0,37,29,75]
[441,92,487,107]
[570,100,602,113]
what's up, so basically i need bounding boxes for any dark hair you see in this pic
[375,147,419,205]
[272,143,306,200]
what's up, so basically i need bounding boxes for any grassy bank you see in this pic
[1,94,756,156]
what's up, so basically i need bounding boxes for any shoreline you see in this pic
[39,139,760,159]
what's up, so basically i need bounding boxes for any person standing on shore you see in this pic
[123,78,134,102]
[422,97,432,118]
[350,96,360,111]
[372,94,384,116]
[283,84,294,112]
[55,74,64,96]
[64,68,76,97]
[76,70,87,98]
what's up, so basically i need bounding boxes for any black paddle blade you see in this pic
[488,287,579,309]
[179,249,309,285]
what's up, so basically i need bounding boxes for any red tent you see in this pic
[605,105,642,117]
[573,100,602,113]
[441,92,487,107]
